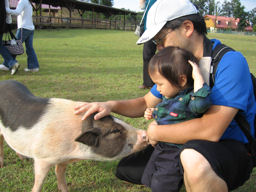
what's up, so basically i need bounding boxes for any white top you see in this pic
[6,0,34,30]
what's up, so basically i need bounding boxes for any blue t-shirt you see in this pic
[151,39,256,143]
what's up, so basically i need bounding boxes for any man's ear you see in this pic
[75,128,101,147]
[182,20,194,38]
[179,74,187,88]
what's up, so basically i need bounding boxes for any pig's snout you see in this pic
[137,130,148,144]
[131,130,149,152]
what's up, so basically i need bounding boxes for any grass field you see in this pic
[0,29,256,192]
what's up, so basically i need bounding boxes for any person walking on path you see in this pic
[6,0,39,74]
[0,0,19,75]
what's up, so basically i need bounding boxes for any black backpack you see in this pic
[210,43,256,165]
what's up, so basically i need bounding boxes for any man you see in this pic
[75,0,256,191]
[139,0,157,89]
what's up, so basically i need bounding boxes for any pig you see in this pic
[0,80,148,192]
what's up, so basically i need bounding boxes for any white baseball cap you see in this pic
[136,0,199,45]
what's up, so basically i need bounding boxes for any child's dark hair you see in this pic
[148,46,199,89]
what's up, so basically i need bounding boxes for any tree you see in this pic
[231,0,248,30]
[249,8,256,32]
[208,0,215,15]
[101,0,113,6]
[90,0,113,6]
[214,1,222,16]
[219,0,249,31]
[191,0,208,15]
[220,0,233,17]
[191,0,216,15]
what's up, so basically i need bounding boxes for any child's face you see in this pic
[150,71,180,99]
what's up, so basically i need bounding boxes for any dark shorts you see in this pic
[116,139,253,191]
[182,139,253,190]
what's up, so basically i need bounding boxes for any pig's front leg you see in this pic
[55,159,78,192]
[0,134,3,168]
[32,159,52,192]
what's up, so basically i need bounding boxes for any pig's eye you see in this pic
[104,129,122,139]
[110,129,121,134]
[104,129,121,136]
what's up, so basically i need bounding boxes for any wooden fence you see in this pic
[30,16,137,31]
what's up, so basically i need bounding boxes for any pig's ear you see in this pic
[75,128,101,147]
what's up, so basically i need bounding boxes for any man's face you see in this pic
[153,26,185,51]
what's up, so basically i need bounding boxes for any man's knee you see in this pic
[181,148,228,191]
[180,148,212,184]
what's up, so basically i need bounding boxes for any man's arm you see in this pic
[6,0,25,15]
[75,91,162,120]
[147,105,238,144]
[139,0,146,9]
[110,92,161,117]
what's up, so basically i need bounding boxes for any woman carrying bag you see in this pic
[6,0,39,73]
[0,0,19,75]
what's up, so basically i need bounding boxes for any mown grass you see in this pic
[0,29,255,191]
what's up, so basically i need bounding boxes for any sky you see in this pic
[113,0,256,12]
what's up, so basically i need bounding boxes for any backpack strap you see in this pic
[210,43,234,87]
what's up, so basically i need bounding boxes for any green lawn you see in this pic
[0,29,255,191]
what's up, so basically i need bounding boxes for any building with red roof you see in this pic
[204,15,253,32]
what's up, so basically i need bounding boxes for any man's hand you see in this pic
[147,120,158,146]
[74,101,113,120]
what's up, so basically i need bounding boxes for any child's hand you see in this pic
[188,60,204,92]
[188,60,202,79]
[144,108,155,120]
